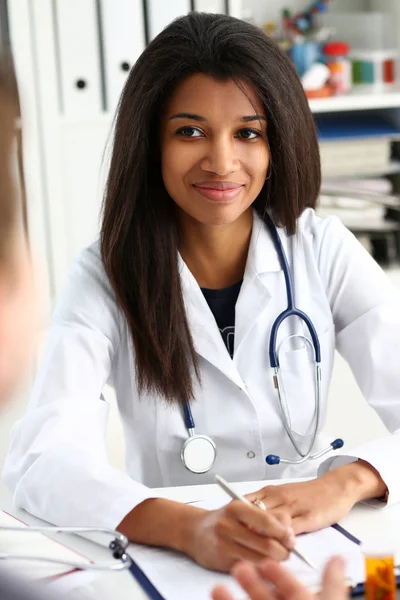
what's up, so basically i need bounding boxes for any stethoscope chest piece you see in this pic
[181,434,216,474]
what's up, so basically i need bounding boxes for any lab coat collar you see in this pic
[178,210,282,387]
[247,210,282,275]
[234,210,282,353]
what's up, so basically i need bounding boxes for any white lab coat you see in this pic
[3,209,400,531]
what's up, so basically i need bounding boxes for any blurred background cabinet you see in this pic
[7,0,400,298]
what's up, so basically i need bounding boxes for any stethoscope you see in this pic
[0,525,132,571]
[180,213,344,474]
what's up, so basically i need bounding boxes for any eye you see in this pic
[236,128,262,140]
[176,126,204,138]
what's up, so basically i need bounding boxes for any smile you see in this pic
[192,182,244,202]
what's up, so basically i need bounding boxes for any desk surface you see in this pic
[2,479,400,600]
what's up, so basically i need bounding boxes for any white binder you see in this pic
[227,0,243,19]
[54,0,102,116]
[194,1,226,12]
[147,0,191,40]
[100,0,146,115]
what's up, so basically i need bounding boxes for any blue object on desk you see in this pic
[351,574,400,597]
[128,557,166,600]
[315,114,400,140]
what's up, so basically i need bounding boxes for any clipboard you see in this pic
[129,558,166,600]
[127,523,366,600]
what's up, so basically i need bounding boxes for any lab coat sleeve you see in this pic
[308,213,400,505]
[2,243,155,530]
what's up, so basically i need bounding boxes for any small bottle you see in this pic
[264,21,277,39]
[323,41,351,95]
[281,8,292,42]
[363,543,396,600]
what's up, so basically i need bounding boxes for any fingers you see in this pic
[211,537,281,572]
[233,531,290,562]
[256,556,347,600]
[211,585,236,600]
[228,501,294,550]
[230,562,277,600]
[215,523,290,564]
[230,538,287,564]
[321,556,347,600]
[257,559,312,600]
[246,487,283,510]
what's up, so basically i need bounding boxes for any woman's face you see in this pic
[160,74,270,227]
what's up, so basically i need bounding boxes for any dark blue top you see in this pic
[201,280,243,358]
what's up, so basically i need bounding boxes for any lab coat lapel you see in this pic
[179,258,245,390]
[234,211,282,353]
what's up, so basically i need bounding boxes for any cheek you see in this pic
[161,142,196,190]
[236,138,269,167]
[243,146,270,185]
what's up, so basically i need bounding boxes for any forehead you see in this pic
[163,73,265,118]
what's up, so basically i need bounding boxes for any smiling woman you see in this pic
[161,75,269,228]
[161,74,270,287]
[3,11,398,582]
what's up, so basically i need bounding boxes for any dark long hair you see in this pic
[100,12,320,404]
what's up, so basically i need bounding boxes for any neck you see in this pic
[178,208,253,289]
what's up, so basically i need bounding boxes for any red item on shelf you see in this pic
[305,83,335,99]
[324,41,350,56]
[323,41,352,94]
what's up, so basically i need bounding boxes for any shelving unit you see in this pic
[309,87,400,114]
[7,0,400,295]
[310,82,400,263]
[321,161,400,179]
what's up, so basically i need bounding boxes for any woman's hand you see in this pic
[246,475,355,534]
[185,500,295,572]
[119,497,293,573]
[211,556,348,600]
[246,460,387,534]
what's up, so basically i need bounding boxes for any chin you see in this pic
[189,204,252,227]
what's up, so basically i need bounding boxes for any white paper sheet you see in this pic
[0,509,91,581]
[127,496,365,600]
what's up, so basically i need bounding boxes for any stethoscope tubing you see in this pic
[0,525,132,571]
[182,213,342,471]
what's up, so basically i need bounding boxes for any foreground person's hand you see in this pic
[211,556,348,600]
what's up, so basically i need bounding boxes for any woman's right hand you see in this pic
[185,500,295,572]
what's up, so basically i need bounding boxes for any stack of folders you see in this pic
[127,497,366,600]
[316,115,400,178]
[318,177,394,228]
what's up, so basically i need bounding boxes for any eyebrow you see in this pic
[168,112,267,123]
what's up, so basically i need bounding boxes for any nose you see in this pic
[200,136,239,176]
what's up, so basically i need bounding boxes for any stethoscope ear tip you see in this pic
[266,454,281,465]
[331,438,344,450]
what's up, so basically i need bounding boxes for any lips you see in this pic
[193,181,243,191]
[192,181,244,202]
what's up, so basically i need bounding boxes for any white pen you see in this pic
[215,474,316,571]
